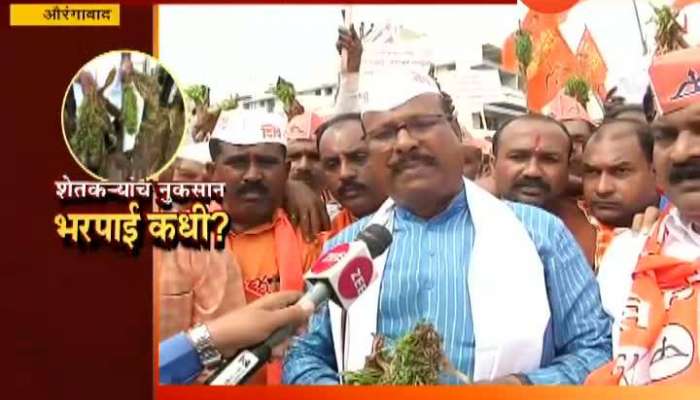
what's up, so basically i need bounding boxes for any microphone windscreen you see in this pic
[356,224,392,258]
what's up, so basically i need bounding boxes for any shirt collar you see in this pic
[395,187,468,225]
[665,206,700,247]
[576,199,633,235]
[231,208,286,236]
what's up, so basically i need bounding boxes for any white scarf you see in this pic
[329,178,551,382]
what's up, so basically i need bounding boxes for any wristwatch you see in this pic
[186,323,223,370]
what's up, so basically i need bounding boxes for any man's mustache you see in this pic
[236,182,269,197]
[389,151,436,173]
[338,181,366,198]
[669,161,700,184]
[291,170,314,183]
[513,177,551,193]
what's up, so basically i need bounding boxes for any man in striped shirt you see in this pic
[283,72,612,385]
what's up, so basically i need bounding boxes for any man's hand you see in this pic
[120,55,134,83]
[285,99,306,122]
[631,206,660,234]
[285,180,330,242]
[78,71,97,96]
[337,24,363,74]
[206,291,315,358]
[191,105,220,142]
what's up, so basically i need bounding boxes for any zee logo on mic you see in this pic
[310,243,350,274]
[337,258,373,300]
[311,243,350,274]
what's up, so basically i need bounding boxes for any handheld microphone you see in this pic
[206,224,392,385]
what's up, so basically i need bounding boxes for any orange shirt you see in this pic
[549,198,597,268]
[230,224,279,303]
[329,208,356,238]
[229,209,321,303]
[577,200,619,273]
[227,208,322,385]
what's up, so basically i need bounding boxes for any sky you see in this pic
[158,1,700,104]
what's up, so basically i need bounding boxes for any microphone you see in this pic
[206,224,392,385]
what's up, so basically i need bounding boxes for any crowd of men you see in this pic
[157,25,700,386]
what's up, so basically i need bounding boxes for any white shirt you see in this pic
[662,207,700,261]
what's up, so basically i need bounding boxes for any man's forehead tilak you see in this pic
[533,134,543,153]
[503,120,567,155]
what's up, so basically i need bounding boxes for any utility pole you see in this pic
[632,0,649,55]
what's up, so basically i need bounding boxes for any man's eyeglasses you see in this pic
[362,114,452,144]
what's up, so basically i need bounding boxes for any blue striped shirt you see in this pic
[283,188,612,385]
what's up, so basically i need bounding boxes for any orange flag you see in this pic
[527,25,578,111]
[501,10,566,74]
[502,33,518,73]
[522,10,564,35]
[576,27,608,99]
[674,0,700,10]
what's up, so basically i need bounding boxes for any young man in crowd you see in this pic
[547,93,596,183]
[316,113,388,237]
[287,111,326,195]
[580,119,660,270]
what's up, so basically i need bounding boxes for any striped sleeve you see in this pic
[282,303,340,384]
[509,204,613,384]
[282,221,364,384]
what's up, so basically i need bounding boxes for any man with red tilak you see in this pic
[491,113,598,266]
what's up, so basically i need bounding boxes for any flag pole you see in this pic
[632,0,649,55]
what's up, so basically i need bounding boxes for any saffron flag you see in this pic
[576,27,608,99]
[673,0,700,10]
[527,25,578,111]
[502,33,518,73]
[500,10,567,74]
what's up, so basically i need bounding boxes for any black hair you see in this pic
[209,138,223,161]
[158,68,175,107]
[492,114,573,157]
[426,73,461,139]
[440,91,463,140]
[314,113,362,150]
[589,118,654,163]
[642,85,657,123]
[209,138,287,162]
[604,103,646,121]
